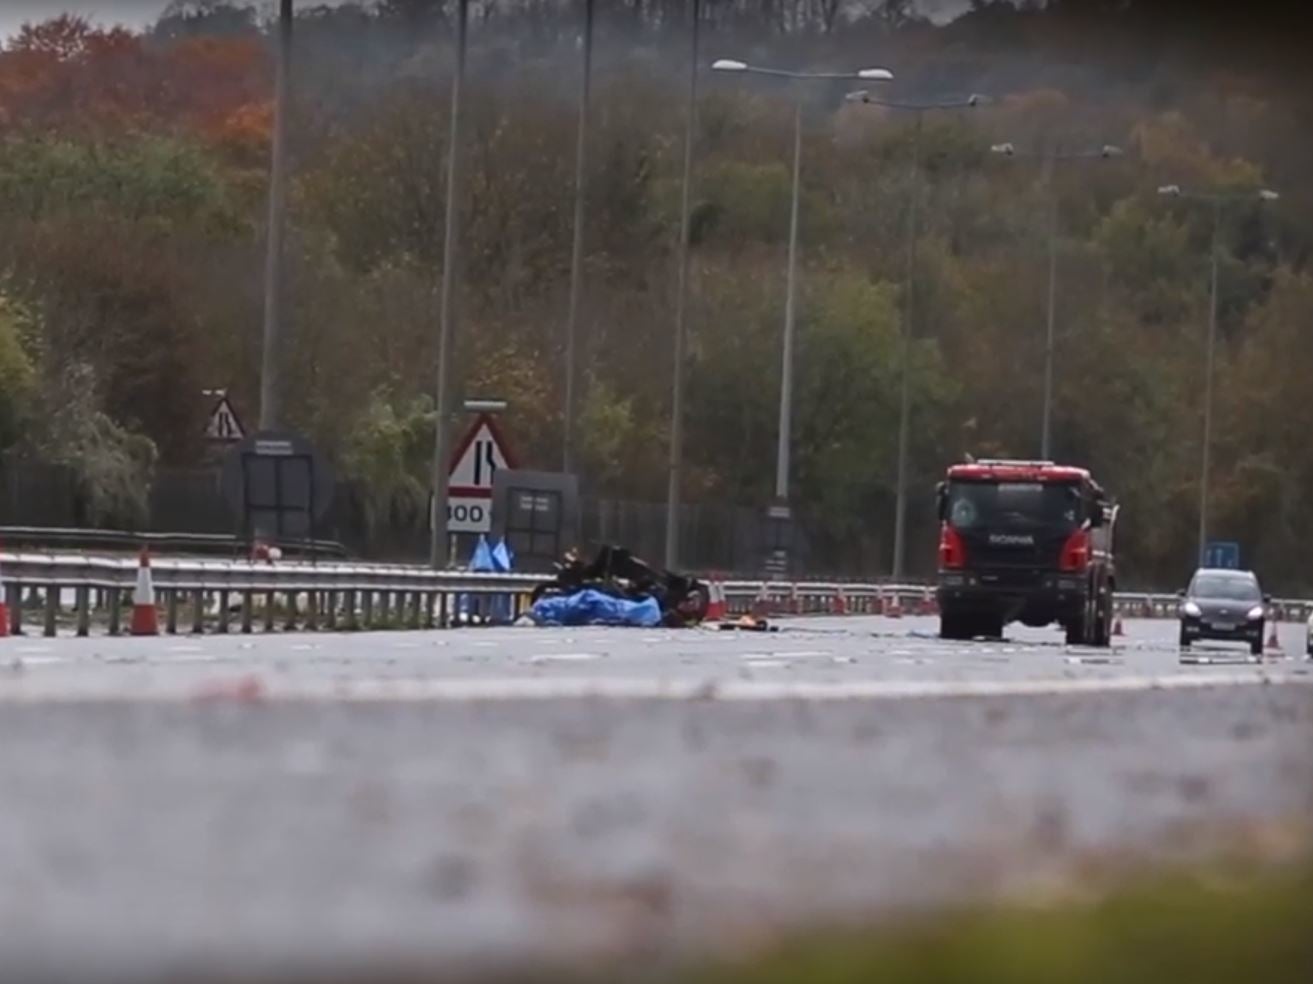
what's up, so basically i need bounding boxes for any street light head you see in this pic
[1158,184,1182,196]
[712,59,748,72]
[1100,144,1125,158]
[1258,188,1280,202]
[857,67,894,81]
[990,142,1016,156]
[844,90,873,104]
[966,93,988,107]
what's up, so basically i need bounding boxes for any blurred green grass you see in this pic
[682,864,1313,984]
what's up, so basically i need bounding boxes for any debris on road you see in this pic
[529,545,709,628]
[717,614,777,633]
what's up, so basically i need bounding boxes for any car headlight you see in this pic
[1182,601,1201,617]
[1247,605,1265,621]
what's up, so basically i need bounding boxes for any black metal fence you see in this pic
[0,463,814,574]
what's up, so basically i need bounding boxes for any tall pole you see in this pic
[1040,153,1058,460]
[664,0,699,570]
[775,95,803,504]
[1198,196,1221,567]
[259,0,292,432]
[429,0,468,568]
[891,111,922,581]
[562,0,593,473]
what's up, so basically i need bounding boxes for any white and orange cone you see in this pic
[131,547,159,636]
[0,542,10,638]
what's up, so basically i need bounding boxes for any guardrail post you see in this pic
[377,590,390,628]
[362,590,375,629]
[306,591,319,631]
[43,585,58,638]
[424,592,436,629]
[107,587,122,636]
[217,591,231,634]
[284,592,299,632]
[241,591,254,634]
[263,591,276,633]
[166,589,179,635]
[438,591,450,629]
[190,590,205,635]
[345,590,359,631]
[326,590,339,631]
[75,585,90,637]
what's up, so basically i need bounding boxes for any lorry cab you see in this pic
[935,459,1117,645]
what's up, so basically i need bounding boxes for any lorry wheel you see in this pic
[1065,617,1086,647]
[940,614,970,641]
[1092,593,1112,648]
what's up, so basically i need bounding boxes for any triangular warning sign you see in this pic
[448,413,515,497]
[205,395,246,443]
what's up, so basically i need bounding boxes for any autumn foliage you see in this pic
[0,2,1311,584]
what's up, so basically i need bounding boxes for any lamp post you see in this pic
[664,0,701,570]
[561,0,594,474]
[845,90,984,580]
[710,60,893,572]
[989,141,1123,459]
[259,0,293,432]
[429,0,468,568]
[1157,183,1280,567]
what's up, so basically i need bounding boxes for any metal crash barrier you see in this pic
[1,550,1309,637]
[0,552,540,638]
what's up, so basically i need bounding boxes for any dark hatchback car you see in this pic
[1178,568,1269,656]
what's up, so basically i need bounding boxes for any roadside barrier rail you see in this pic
[0,526,348,560]
[2,550,1309,637]
[0,552,540,637]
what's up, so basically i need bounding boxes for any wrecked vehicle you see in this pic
[529,545,710,628]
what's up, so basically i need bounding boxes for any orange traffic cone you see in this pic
[706,580,727,622]
[886,591,903,619]
[131,547,159,636]
[832,585,848,616]
[751,583,770,617]
[0,542,10,638]
[1113,616,1125,637]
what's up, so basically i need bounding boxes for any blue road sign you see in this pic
[1204,541,1240,569]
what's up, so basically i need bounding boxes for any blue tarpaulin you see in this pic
[461,535,513,623]
[530,588,663,628]
[492,538,514,573]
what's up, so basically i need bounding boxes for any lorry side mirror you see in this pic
[935,482,947,521]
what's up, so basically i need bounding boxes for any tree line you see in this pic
[0,0,1310,588]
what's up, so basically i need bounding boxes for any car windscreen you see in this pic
[1190,574,1261,602]
[946,481,1082,533]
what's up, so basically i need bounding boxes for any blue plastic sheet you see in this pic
[530,588,663,628]
[460,535,513,623]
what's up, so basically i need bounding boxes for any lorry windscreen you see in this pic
[947,481,1082,533]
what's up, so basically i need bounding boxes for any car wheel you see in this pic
[1250,638,1264,657]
